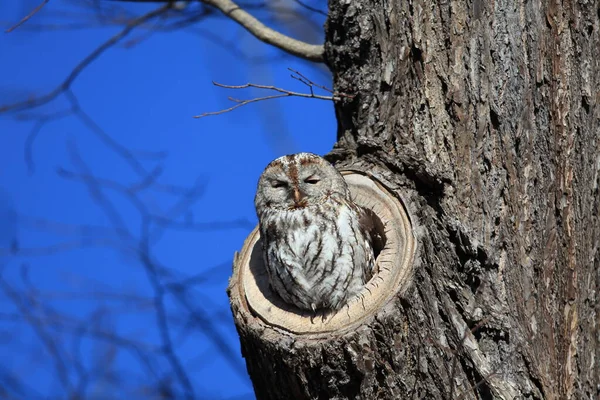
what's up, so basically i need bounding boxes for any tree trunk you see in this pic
[229,1,600,399]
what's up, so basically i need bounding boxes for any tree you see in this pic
[229,1,600,399]
[2,0,599,399]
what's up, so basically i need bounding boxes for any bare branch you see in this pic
[202,92,295,118]
[195,69,351,118]
[167,286,250,380]
[105,0,325,61]
[17,214,116,238]
[21,108,73,174]
[16,103,167,175]
[202,0,324,62]
[5,0,50,33]
[66,141,132,239]
[288,67,334,95]
[212,81,333,99]
[0,238,126,257]
[0,276,72,393]
[0,4,171,114]
[138,232,195,399]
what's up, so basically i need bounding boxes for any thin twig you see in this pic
[0,276,72,393]
[196,92,305,118]
[0,238,126,257]
[66,140,131,239]
[5,0,50,33]
[62,91,189,195]
[138,222,195,399]
[195,69,351,118]
[22,109,74,174]
[17,105,167,175]
[148,177,208,243]
[288,67,333,94]
[167,285,250,380]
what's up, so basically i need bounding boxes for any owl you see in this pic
[254,153,380,312]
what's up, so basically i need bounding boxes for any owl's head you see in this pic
[254,153,349,213]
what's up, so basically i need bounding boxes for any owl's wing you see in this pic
[357,206,386,279]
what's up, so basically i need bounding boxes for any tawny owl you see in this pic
[254,153,379,312]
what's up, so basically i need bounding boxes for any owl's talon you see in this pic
[321,312,328,323]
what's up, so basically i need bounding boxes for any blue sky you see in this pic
[0,1,334,398]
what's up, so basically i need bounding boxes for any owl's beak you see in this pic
[293,187,305,202]
[292,187,307,208]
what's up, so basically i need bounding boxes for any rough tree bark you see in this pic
[229,1,600,399]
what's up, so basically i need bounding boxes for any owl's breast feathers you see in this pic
[258,197,376,311]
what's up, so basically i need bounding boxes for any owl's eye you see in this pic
[271,180,287,188]
[304,176,320,184]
